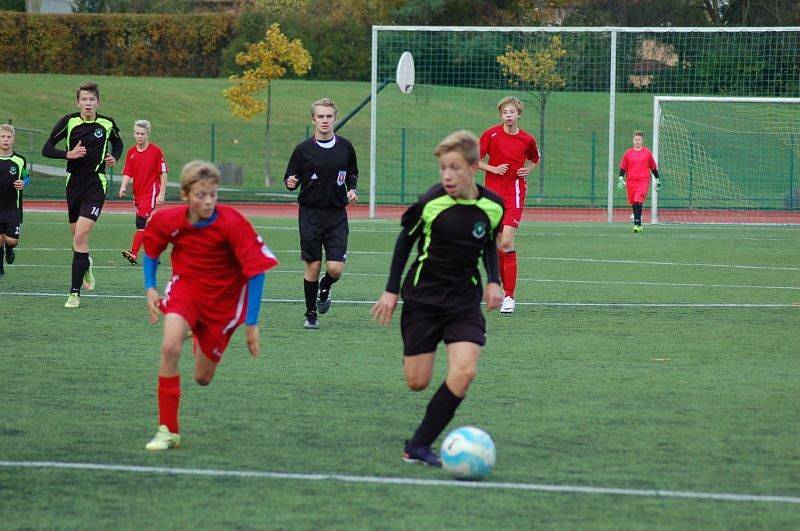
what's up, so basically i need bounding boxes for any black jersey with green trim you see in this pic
[400,183,504,310]
[42,112,123,180]
[0,152,27,219]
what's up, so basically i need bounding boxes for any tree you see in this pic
[224,23,312,186]
[497,35,566,196]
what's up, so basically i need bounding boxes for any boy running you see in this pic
[0,124,29,280]
[142,161,278,450]
[119,119,169,265]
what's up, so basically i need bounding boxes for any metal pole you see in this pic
[590,131,596,206]
[789,143,795,210]
[689,132,695,209]
[369,26,378,219]
[606,30,617,223]
[210,123,216,163]
[400,128,407,203]
[651,97,660,223]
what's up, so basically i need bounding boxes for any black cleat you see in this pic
[403,440,442,467]
[122,250,138,265]
[317,290,332,314]
[5,247,14,264]
[304,312,319,329]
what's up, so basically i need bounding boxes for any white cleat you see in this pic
[145,425,181,451]
[500,296,516,314]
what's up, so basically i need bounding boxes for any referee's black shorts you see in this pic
[298,205,349,262]
[400,302,486,356]
[66,175,106,224]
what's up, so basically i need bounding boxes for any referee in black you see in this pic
[371,130,504,467]
[42,82,123,308]
[284,97,358,329]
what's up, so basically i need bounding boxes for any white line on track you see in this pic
[6,265,799,291]
[1,461,798,504]
[0,291,795,308]
[12,247,800,271]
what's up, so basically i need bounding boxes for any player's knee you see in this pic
[449,365,477,389]
[405,374,431,391]
[4,238,17,248]
[195,373,213,386]
[160,339,182,360]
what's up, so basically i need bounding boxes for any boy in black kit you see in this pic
[284,97,358,329]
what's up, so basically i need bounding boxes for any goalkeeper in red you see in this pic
[618,130,661,233]
[479,96,539,314]
[141,161,278,451]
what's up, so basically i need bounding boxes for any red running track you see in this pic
[24,200,800,224]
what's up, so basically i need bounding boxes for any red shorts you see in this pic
[134,185,161,219]
[500,178,526,229]
[627,180,650,205]
[159,276,247,362]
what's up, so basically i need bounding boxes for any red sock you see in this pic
[130,229,145,256]
[497,249,507,291]
[503,250,517,298]
[157,375,181,433]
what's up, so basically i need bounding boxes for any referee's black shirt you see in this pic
[284,135,358,208]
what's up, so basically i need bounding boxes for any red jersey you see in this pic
[122,143,168,203]
[143,205,278,304]
[480,124,540,195]
[620,147,657,182]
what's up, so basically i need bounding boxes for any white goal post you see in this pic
[651,96,800,224]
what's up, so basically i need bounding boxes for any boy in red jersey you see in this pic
[141,161,278,451]
[618,130,661,233]
[479,96,539,314]
[119,120,169,265]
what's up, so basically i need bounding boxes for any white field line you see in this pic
[0,291,795,308]
[0,461,798,505]
[4,265,799,291]
[11,247,800,272]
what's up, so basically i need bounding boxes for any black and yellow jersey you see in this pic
[42,112,123,190]
[0,152,28,221]
[387,183,504,310]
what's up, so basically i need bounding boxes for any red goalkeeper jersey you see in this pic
[479,124,540,195]
[620,147,657,182]
[143,205,278,304]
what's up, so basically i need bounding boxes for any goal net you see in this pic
[653,97,800,224]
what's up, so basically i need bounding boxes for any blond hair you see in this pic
[633,130,645,138]
[180,161,220,194]
[310,97,337,117]
[134,119,151,133]
[0,124,15,136]
[497,96,524,115]
[434,130,480,165]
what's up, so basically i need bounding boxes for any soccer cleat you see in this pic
[317,290,332,314]
[64,293,80,308]
[5,247,14,264]
[145,425,181,451]
[403,440,442,467]
[304,312,319,329]
[633,225,643,233]
[500,296,516,314]
[121,250,138,265]
[83,256,95,291]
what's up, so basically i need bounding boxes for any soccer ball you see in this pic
[440,426,496,480]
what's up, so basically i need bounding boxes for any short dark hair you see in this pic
[77,82,100,100]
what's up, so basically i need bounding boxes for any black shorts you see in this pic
[400,303,486,356]
[0,210,21,239]
[66,175,106,223]
[298,206,348,262]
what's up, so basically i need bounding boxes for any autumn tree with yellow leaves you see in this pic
[224,23,312,185]
[497,35,566,196]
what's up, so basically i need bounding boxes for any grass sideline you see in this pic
[1,212,799,527]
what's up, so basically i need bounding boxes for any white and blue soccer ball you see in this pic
[440,426,496,480]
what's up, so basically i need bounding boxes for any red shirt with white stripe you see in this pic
[143,205,278,305]
[479,124,540,196]
[620,147,657,183]
[122,143,168,208]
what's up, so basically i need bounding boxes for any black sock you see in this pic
[71,251,90,294]
[633,203,643,226]
[318,272,339,301]
[410,381,464,447]
[304,279,318,316]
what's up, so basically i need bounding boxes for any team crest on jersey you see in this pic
[472,221,487,239]
[9,166,16,176]
[94,128,104,138]
[337,170,347,186]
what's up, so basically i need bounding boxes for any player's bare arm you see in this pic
[119,174,132,198]
[483,282,503,310]
[246,325,260,358]
[478,160,509,175]
[371,291,398,326]
[156,172,168,204]
[146,287,161,324]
